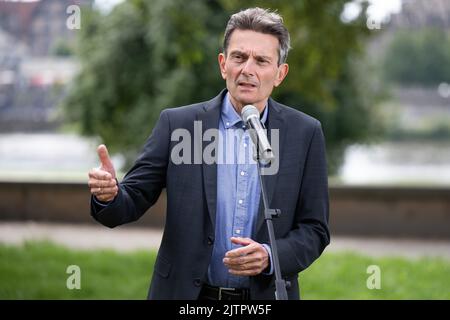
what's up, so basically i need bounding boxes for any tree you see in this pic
[63,0,381,173]
[383,28,450,86]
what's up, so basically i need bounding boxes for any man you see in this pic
[88,7,329,300]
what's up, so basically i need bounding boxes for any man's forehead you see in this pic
[227,29,279,57]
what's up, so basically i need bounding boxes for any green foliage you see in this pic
[1,242,449,299]
[63,0,382,172]
[0,241,154,299]
[51,40,75,57]
[300,251,450,299]
[383,28,450,86]
[387,122,450,142]
[63,0,226,163]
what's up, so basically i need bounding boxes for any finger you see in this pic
[225,242,258,258]
[89,183,115,193]
[97,145,116,179]
[223,254,256,266]
[97,144,112,167]
[95,194,116,202]
[88,178,117,188]
[230,237,253,246]
[227,258,266,274]
[91,185,118,196]
[227,261,262,271]
[89,168,112,180]
[223,251,267,269]
[94,186,118,195]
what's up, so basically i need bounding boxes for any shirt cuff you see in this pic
[262,244,274,275]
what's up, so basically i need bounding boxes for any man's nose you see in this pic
[241,58,256,77]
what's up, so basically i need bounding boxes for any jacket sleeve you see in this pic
[276,121,330,276]
[90,110,171,228]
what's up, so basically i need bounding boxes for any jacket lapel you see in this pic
[197,90,224,228]
[255,98,286,234]
[197,91,286,234]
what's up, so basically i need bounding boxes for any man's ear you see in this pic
[274,63,289,87]
[218,53,227,80]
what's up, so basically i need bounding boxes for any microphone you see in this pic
[241,104,275,164]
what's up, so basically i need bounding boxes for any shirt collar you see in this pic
[221,92,268,129]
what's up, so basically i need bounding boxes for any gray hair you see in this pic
[223,7,291,65]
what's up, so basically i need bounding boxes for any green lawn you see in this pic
[0,241,449,299]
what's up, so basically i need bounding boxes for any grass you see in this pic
[0,241,155,299]
[299,251,450,299]
[0,242,449,299]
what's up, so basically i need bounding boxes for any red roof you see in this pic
[0,1,41,35]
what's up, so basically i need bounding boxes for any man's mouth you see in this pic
[237,81,257,88]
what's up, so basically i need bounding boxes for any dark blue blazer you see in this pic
[91,90,330,300]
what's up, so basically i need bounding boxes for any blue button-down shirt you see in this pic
[207,93,271,289]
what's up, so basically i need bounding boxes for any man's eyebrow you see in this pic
[229,50,248,56]
[229,50,273,61]
[255,55,272,61]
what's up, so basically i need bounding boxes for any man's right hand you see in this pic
[88,144,118,203]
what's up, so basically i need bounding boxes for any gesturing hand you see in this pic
[88,144,118,202]
[223,237,269,276]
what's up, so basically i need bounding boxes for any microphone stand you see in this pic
[254,144,289,300]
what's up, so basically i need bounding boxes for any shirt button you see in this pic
[240,171,245,176]
[226,122,230,126]
[238,199,243,204]
[243,143,248,148]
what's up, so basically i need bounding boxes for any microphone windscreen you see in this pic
[241,104,259,122]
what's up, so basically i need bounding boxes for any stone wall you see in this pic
[0,181,449,238]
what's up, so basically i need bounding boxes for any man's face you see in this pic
[218,29,289,113]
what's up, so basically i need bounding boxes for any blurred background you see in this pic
[0,0,449,299]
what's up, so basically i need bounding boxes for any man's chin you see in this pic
[228,90,263,110]
[235,94,258,106]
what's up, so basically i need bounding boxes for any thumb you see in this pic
[97,144,116,179]
[230,237,253,246]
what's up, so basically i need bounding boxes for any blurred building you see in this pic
[391,0,450,29]
[0,0,91,132]
[0,0,92,56]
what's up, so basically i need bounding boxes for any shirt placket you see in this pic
[229,128,251,288]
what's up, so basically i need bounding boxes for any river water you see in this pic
[0,133,122,182]
[339,142,450,185]
[0,133,449,185]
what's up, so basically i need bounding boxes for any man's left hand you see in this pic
[223,237,269,276]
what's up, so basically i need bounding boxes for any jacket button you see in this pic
[207,236,214,245]
[193,279,202,287]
